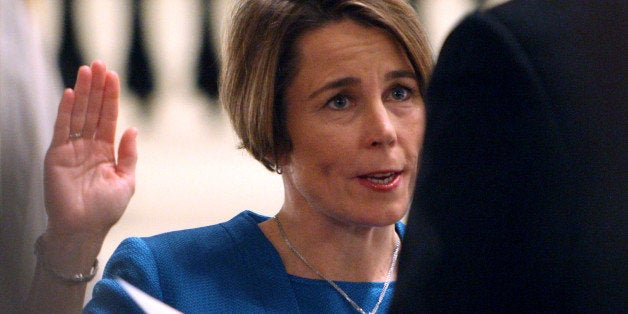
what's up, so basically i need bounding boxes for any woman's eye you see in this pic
[326,95,351,110]
[389,86,411,101]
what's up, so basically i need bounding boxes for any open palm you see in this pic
[44,61,137,237]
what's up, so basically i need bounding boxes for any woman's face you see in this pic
[281,19,425,227]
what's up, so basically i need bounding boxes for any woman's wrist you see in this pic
[34,231,105,284]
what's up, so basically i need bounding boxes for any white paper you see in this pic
[116,277,183,314]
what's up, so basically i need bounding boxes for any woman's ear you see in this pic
[272,152,290,175]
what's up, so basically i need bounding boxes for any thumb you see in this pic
[117,127,138,178]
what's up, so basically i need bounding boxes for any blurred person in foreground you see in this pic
[1,0,59,311]
[26,0,432,312]
[392,0,626,312]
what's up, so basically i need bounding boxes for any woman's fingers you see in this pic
[50,89,75,146]
[83,61,108,139]
[95,71,120,143]
[69,66,92,137]
[50,61,121,147]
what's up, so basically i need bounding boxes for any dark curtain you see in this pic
[126,0,155,111]
[195,0,220,105]
[57,0,84,88]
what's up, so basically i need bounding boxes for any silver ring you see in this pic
[69,132,83,140]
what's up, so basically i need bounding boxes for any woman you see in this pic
[27,0,432,312]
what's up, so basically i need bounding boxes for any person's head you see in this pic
[220,0,432,225]
[220,0,431,173]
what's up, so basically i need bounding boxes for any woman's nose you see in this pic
[364,101,397,148]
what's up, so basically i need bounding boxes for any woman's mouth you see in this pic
[357,171,402,191]
[364,172,397,184]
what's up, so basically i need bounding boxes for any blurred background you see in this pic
[2,0,509,307]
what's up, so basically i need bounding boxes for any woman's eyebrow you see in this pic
[385,70,417,81]
[308,77,360,100]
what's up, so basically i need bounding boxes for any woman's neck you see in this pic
[258,207,400,282]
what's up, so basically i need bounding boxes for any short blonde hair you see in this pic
[220,0,432,172]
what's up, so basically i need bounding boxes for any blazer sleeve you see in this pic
[84,237,163,313]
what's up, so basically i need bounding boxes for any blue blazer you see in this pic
[85,211,405,313]
[85,211,302,313]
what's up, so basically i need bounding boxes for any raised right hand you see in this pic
[26,60,137,313]
[43,61,137,240]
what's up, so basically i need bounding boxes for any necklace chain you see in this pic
[274,216,400,314]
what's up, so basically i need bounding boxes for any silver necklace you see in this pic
[274,216,400,314]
